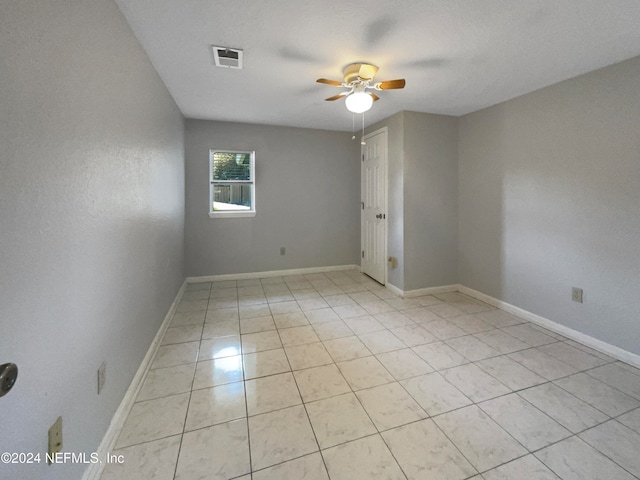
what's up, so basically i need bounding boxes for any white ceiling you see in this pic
[115,0,640,132]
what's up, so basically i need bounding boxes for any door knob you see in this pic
[376,213,381,219]
[0,363,18,398]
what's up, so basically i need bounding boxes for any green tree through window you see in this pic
[213,152,251,180]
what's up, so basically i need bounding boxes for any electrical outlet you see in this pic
[97,362,106,394]
[572,287,583,303]
[48,416,63,463]
[280,247,285,256]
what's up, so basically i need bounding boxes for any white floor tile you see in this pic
[555,372,640,417]
[243,348,290,380]
[252,452,329,480]
[323,336,371,362]
[401,372,472,416]
[501,324,557,347]
[175,419,250,480]
[482,454,560,480]
[412,341,468,371]
[294,364,351,402]
[479,393,571,450]
[434,405,527,472]
[446,335,501,361]
[312,320,353,341]
[248,405,318,470]
[383,419,477,480]
[101,435,181,480]
[193,356,244,389]
[170,310,206,327]
[273,311,309,328]
[199,335,241,360]
[586,363,640,400]
[137,363,195,402]
[278,325,320,347]
[476,355,546,391]
[618,407,640,434]
[473,329,529,354]
[337,355,395,390]
[151,341,199,369]
[241,330,282,353]
[116,393,189,449]
[357,330,407,354]
[579,420,640,477]
[342,315,386,334]
[185,381,246,431]
[441,363,511,402]
[322,435,406,480]
[519,382,609,433]
[535,436,635,480]
[356,382,428,431]
[245,372,301,416]
[538,342,610,370]
[285,342,333,371]
[388,324,436,347]
[306,392,377,448]
[376,348,434,380]
[508,348,578,380]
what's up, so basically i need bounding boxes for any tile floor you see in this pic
[100,269,640,480]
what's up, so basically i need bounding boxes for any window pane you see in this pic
[213,183,252,211]
[212,152,251,180]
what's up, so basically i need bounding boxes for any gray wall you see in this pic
[403,111,459,290]
[366,111,458,291]
[0,2,185,479]
[185,120,360,276]
[459,56,640,354]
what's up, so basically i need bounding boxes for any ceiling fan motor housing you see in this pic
[343,63,379,84]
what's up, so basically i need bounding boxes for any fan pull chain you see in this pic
[351,113,356,140]
[361,112,366,145]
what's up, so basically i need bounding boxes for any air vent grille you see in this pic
[212,46,243,69]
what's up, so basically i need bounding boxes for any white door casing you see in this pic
[361,128,387,284]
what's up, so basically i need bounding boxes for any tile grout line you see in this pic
[278,304,332,479]
[174,281,210,480]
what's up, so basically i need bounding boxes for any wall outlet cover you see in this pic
[98,361,106,394]
[48,416,63,463]
[572,287,583,303]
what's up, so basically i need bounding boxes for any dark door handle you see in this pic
[0,363,18,398]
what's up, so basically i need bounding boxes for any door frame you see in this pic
[361,126,388,285]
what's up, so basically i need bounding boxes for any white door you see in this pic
[361,128,387,284]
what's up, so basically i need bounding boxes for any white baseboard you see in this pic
[187,264,360,283]
[385,282,403,297]
[385,283,459,298]
[82,279,187,480]
[458,284,640,369]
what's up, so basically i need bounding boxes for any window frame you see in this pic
[208,149,256,218]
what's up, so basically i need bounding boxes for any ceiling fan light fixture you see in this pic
[345,91,373,113]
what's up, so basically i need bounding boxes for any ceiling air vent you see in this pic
[212,46,243,69]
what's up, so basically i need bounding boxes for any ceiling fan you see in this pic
[317,63,406,113]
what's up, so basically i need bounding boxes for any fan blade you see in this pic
[325,93,347,101]
[358,64,378,80]
[370,92,380,102]
[376,79,406,90]
[316,78,343,86]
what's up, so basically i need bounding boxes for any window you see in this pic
[209,150,255,218]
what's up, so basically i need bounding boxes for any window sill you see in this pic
[208,211,256,219]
